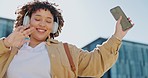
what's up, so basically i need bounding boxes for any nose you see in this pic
[39,21,46,27]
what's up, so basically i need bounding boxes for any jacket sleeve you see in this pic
[68,36,121,77]
[0,38,11,56]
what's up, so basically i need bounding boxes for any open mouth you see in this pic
[36,28,47,33]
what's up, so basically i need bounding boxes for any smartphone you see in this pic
[110,6,133,31]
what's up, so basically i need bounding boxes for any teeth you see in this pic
[37,29,46,33]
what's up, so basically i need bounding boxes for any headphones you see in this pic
[23,11,59,34]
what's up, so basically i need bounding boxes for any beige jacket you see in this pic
[0,36,121,78]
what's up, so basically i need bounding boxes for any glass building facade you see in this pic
[0,17,14,37]
[82,37,148,78]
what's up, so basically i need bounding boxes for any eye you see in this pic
[35,18,40,21]
[46,21,52,23]
[46,20,52,23]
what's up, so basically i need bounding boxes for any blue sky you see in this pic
[0,0,148,48]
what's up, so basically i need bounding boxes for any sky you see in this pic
[0,0,148,48]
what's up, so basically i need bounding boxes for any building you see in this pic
[82,37,148,78]
[0,17,14,37]
[1,17,148,78]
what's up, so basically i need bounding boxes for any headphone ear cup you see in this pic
[52,22,59,34]
[23,16,30,26]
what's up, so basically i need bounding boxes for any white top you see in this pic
[6,42,51,78]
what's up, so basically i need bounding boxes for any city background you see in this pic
[0,0,148,78]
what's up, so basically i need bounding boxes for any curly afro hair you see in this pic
[14,0,64,38]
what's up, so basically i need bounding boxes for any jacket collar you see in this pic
[46,38,59,46]
[11,39,59,54]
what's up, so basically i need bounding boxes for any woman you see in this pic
[0,0,133,78]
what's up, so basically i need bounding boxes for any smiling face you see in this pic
[30,9,54,42]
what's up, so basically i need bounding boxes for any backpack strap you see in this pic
[63,43,76,72]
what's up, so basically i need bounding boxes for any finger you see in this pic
[129,20,132,22]
[23,24,31,30]
[15,26,24,32]
[16,30,31,41]
[23,27,35,36]
[23,24,30,28]
[117,16,122,23]
[22,29,33,37]
[26,27,35,35]
[127,17,130,20]
[19,27,27,33]
[19,25,31,33]
[119,16,122,21]
[14,32,25,39]
[129,20,134,26]
[132,23,135,26]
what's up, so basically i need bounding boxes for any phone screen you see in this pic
[110,6,133,31]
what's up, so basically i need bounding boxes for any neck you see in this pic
[28,35,51,48]
[29,38,42,48]
[29,37,49,48]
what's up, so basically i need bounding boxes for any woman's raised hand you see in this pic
[113,16,134,40]
[3,25,35,49]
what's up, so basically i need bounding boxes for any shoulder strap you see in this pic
[63,43,76,72]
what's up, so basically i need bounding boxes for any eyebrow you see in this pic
[35,15,52,19]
